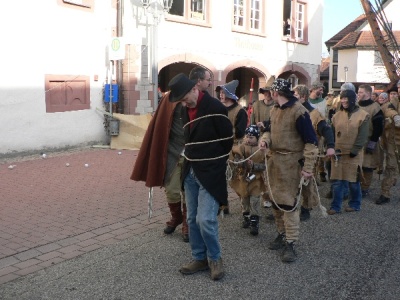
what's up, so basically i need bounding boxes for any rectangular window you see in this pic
[45,75,90,113]
[168,0,210,25]
[250,0,261,30]
[374,50,384,65]
[191,0,205,21]
[295,3,304,40]
[332,65,341,88]
[333,49,338,63]
[233,0,244,27]
[232,0,264,35]
[282,0,308,43]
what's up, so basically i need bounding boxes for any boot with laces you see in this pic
[209,258,224,281]
[268,233,286,250]
[281,241,297,263]
[179,259,209,275]
[242,213,250,228]
[249,215,259,236]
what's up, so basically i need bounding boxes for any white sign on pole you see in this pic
[109,37,125,61]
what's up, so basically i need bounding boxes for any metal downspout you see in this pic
[117,0,123,113]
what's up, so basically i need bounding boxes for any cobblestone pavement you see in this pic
[0,148,400,299]
[0,148,168,284]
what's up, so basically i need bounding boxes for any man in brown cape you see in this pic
[130,91,188,242]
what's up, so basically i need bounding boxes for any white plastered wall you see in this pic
[0,1,112,155]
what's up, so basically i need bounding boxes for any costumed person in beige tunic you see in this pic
[292,85,335,221]
[259,79,318,263]
[216,80,248,215]
[130,92,189,242]
[229,125,266,236]
[216,80,248,146]
[376,91,400,204]
[325,82,356,199]
[252,83,274,209]
[328,90,369,215]
[357,84,384,198]
[309,82,328,182]
[325,90,336,124]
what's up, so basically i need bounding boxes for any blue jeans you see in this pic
[331,180,362,212]
[184,168,221,261]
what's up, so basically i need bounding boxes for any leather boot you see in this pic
[300,206,311,221]
[249,215,259,236]
[182,203,189,242]
[164,202,183,234]
[242,213,250,228]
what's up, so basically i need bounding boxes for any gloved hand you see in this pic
[394,115,400,128]
[349,152,357,158]
[366,140,377,154]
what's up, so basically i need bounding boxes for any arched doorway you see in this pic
[224,67,266,109]
[158,62,215,95]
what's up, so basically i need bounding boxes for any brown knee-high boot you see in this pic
[182,203,189,242]
[164,202,183,234]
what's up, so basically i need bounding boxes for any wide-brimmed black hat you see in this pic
[259,75,276,93]
[168,73,196,102]
[387,86,399,94]
[259,86,272,93]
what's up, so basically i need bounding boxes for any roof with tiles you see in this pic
[320,57,330,78]
[325,14,366,49]
[332,30,400,50]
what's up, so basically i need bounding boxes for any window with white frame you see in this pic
[233,0,263,34]
[169,0,208,23]
[283,0,307,42]
[295,2,304,40]
[233,0,244,27]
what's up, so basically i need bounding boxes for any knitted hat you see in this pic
[271,78,292,94]
[245,125,260,139]
[340,82,355,92]
[216,80,239,101]
[168,73,196,102]
[340,90,357,111]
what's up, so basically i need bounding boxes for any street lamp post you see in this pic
[344,66,349,82]
[140,0,173,111]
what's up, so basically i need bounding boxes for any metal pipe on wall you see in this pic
[117,0,123,113]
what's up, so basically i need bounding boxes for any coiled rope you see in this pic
[227,147,328,216]
[148,113,233,218]
[182,114,234,162]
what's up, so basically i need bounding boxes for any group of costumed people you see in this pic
[130,66,400,280]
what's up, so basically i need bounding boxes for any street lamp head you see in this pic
[163,0,173,12]
[141,0,173,12]
[141,0,150,9]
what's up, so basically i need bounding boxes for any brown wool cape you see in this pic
[130,93,178,187]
